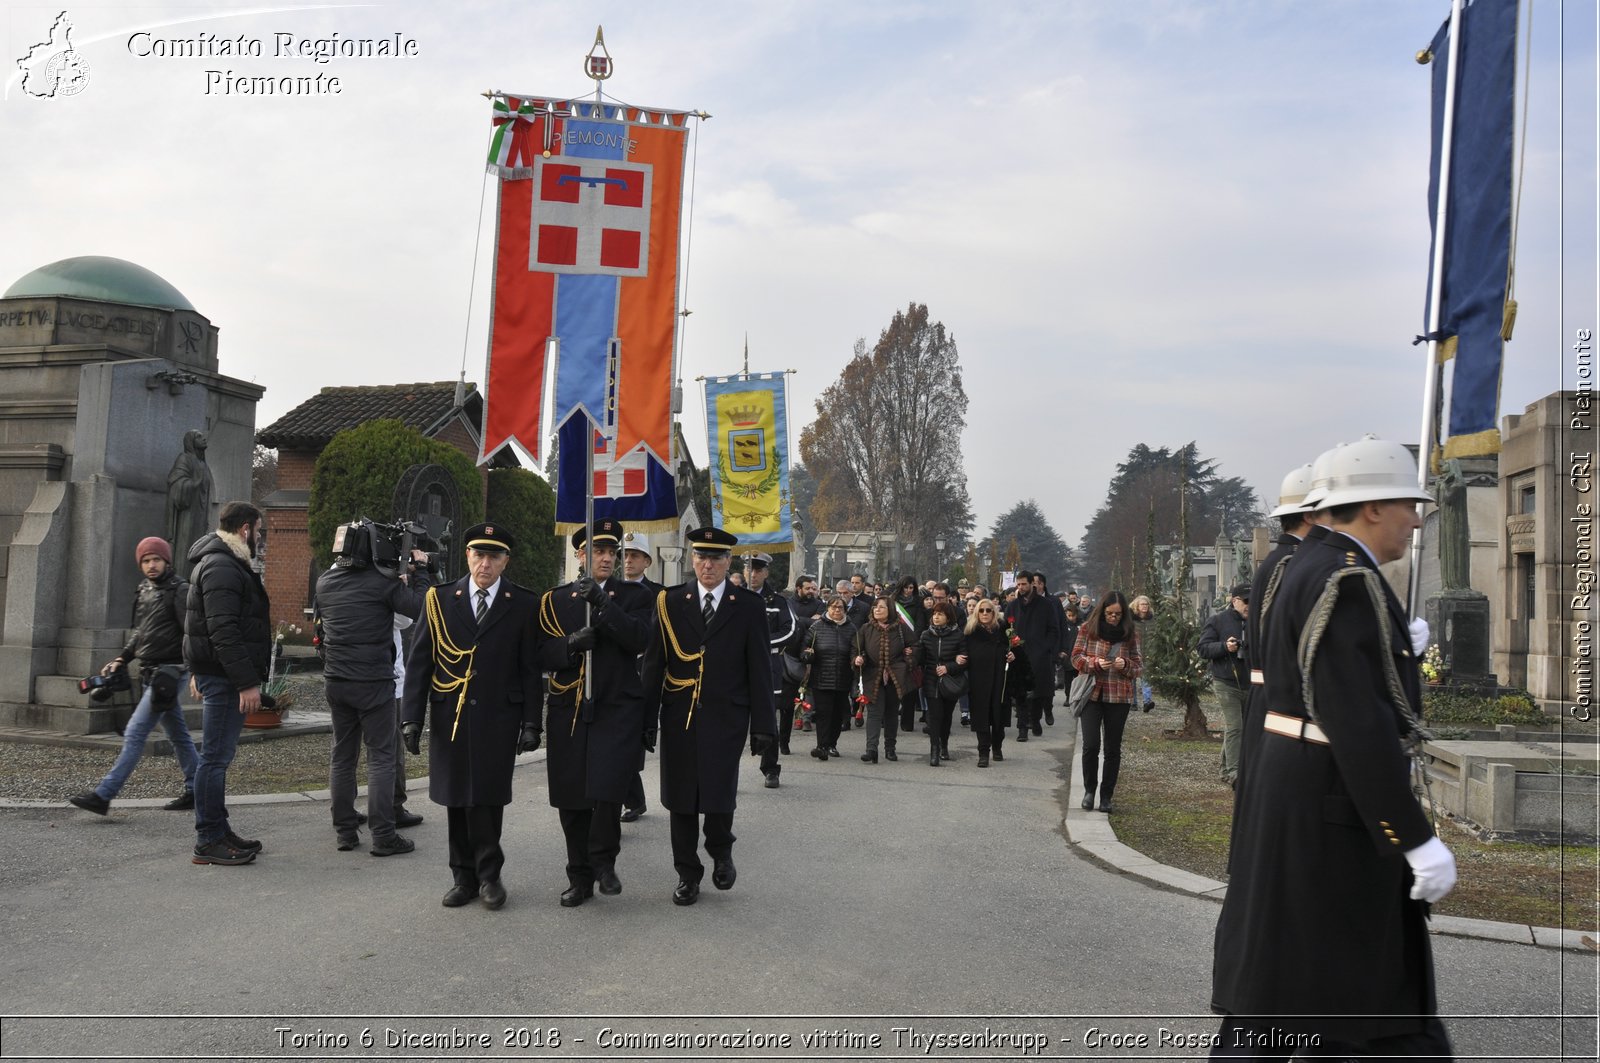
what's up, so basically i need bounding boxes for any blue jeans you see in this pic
[194,674,245,845]
[95,669,197,800]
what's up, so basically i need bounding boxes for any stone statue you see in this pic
[1233,537,1253,587]
[166,429,213,577]
[1435,458,1470,591]
[1165,546,1185,595]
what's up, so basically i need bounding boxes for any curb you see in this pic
[1060,776,1595,954]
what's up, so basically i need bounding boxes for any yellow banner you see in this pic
[714,387,782,534]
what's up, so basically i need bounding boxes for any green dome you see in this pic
[4,256,196,311]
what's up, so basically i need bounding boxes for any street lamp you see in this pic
[934,537,946,580]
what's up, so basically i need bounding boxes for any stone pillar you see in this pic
[0,481,71,703]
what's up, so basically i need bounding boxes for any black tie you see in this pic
[703,592,715,623]
[475,588,489,625]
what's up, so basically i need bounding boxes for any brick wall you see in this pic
[276,450,316,491]
[264,505,313,627]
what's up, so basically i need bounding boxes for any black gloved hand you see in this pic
[518,724,542,753]
[574,576,609,609]
[750,732,775,757]
[401,722,421,755]
[566,626,597,654]
[643,730,656,753]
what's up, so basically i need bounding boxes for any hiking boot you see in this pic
[370,834,415,857]
[336,831,361,851]
[163,791,194,811]
[69,792,110,815]
[192,839,256,865]
[394,808,424,829]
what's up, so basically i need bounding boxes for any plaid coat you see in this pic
[1070,626,1142,705]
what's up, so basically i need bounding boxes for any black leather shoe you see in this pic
[620,804,646,822]
[1098,799,1114,813]
[810,747,829,760]
[711,856,736,890]
[560,883,594,907]
[394,808,424,829]
[884,749,897,762]
[763,773,780,788]
[827,747,840,758]
[1081,790,1096,811]
[442,884,476,908]
[977,751,989,767]
[860,750,877,763]
[596,868,621,895]
[993,749,1004,762]
[480,880,508,909]
[163,791,194,811]
[1017,730,1029,742]
[1044,708,1055,726]
[69,792,110,815]
[672,879,700,906]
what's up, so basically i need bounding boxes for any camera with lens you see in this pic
[79,669,132,703]
[332,518,441,574]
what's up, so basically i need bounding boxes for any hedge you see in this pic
[486,467,562,590]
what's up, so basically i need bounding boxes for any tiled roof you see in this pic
[256,382,479,449]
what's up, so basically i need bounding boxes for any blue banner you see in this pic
[1424,0,1518,458]
[554,415,678,533]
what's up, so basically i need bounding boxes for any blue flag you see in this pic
[1424,0,1518,459]
[554,416,678,534]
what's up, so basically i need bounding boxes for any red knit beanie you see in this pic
[136,536,173,564]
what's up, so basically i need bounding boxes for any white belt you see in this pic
[1264,711,1328,746]
[1250,669,1265,686]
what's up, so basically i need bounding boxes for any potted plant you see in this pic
[245,623,301,728]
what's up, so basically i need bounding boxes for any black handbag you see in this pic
[937,670,970,701]
[782,652,808,687]
[147,665,184,713]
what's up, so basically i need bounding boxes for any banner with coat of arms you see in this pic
[478,90,688,524]
[703,372,794,551]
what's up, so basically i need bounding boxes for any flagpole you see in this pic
[1409,0,1466,618]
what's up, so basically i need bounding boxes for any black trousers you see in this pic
[1079,699,1132,799]
[624,771,646,811]
[669,810,735,882]
[759,685,786,777]
[445,804,505,889]
[558,800,623,886]
[898,688,921,732]
[926,693,956,746]
[1211,1015,1453,1061]
[812,689,848,749]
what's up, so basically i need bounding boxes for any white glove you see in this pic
[1408,617,1430,655]
[1403,836,1457,903]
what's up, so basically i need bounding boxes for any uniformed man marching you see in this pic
[401,523,542,911]
[640,526,776,906]
[535,519,653,907]
[745,553,797,789]
[1210,437,1457,1059]
[619,532,661,823]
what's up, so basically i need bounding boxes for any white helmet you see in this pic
[1300,442,1348,510]
[1312,435,1431,509]
[621,531,654,561]
[1268,463,1316,518]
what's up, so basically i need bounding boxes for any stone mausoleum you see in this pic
[0,256,260,733]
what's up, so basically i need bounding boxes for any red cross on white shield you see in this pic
[530,155,653,277]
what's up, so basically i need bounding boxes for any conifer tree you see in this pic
[1142,471,1211,738]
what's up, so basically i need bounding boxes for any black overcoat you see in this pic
[641,581,776,815]
[536,578,652,808]
[1004,591,1059,698]
[960,623,1010,730]
[401,576,541,807]
[1211,528,1437,1040]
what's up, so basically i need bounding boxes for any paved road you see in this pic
[1,721,1592,1060]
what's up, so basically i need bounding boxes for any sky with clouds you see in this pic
[2,0,1594,549]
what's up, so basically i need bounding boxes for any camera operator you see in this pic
[313,521,434,857]
[69,537,198,816]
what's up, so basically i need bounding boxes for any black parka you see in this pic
[183,532,271,690]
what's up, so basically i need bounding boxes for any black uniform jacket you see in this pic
[1211,528,1436,1039]
[536,578,652,808]
[641,581,776,815]
[1235,530,1307,788]
[402,576,541,808]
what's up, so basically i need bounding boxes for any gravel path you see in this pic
[0,676,358,800]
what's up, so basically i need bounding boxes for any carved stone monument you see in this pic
[0,256,262,732]
[1425,457,1495,682]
